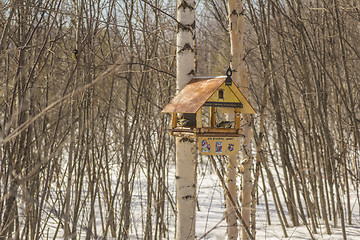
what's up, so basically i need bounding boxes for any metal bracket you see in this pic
[225,66,232,86]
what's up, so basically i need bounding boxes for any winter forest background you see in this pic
[1,0,360,239]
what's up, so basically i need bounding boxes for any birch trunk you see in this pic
[227,0,251,239]
[226,155,238,239]
[176,1,197,239]
[241,124,253,240]
[176,0,195,91]
[227,2,241,239]
[176,138,197,240]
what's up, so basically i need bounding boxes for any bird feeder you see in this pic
[162,69,256,155]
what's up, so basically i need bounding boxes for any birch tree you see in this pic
[227,0,252,239]
[226,0,241,239]
[176,1,197,239]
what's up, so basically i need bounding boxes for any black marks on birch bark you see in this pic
[177,1,195,33]
[231,10,238,16]
[177,21,195,33]
[178,1,194,11]
[187,69,195,76]
[182,195,195,200]
[230,9,245,16]
[178,43,194,54]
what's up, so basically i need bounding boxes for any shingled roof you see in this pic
[161,77,256,114]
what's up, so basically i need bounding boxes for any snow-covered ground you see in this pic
[41,160,359,239]
[170,162,360,240]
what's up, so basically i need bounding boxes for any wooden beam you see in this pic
[196,108,202,128]
[235,108,241,129]
[210,106,216,128]
[201,127,238,133]
[171,113,178,129]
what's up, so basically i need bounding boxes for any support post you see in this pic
[172,113,178,129]
[196,108,202,129]
[210,106,216,128]
[235,108,241,129]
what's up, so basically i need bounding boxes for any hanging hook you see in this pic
[225,66,232,86]
[226,66,232,77]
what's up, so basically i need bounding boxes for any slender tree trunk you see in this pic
[1,3,26,238]
[226,155,238,239]
[226,1,241,239]
[121,1,135,239]
[246,0,272,236]
[175,1,197,239]
[227,1,253,239]
[65,2,81,237]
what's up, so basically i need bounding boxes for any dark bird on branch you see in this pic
[72,49,78,61]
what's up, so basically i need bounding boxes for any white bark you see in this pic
[241,123,253,240]
[176,1,197,240]
[226,154,238,239]
[228,1,252,239]
[176,0,195,92]
[176,138,197,240]
[228,0,246,89]
[227,1,242,239]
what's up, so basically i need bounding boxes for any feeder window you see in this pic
[218,89,224,100]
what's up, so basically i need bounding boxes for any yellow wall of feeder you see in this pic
[206,81,254,114]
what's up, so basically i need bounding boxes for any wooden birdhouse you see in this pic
[162,69,256,155]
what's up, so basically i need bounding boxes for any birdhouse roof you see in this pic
[161,77,256,114]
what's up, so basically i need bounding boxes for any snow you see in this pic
[38,158,360,239]
[173,161,360,240]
